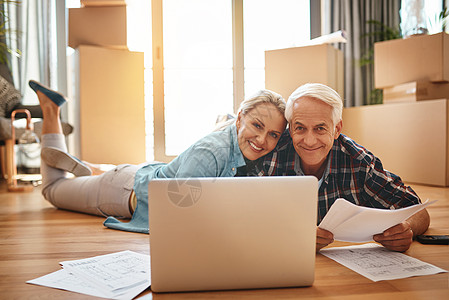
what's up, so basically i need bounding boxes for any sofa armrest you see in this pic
[0,117,73,141]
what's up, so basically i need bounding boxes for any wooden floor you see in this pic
[0,180,448,299]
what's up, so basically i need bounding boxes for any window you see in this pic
[243,0,310,97]
[155,0,310,161]
[163,0,233,156]
[423,0,445,34]
[67,0,311,161]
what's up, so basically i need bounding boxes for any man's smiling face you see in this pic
[289,96,342,176]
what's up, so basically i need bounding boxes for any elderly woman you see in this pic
[29,80,287,233]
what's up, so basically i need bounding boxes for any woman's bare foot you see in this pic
[28,80,67,135]
[29,80,67,106]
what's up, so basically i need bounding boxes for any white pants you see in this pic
[40,134,138,218]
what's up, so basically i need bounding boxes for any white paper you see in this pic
[27,251,150,299]
[296,30,347,47]
[320,243,447,281]
[319,199,435,242]
[27,269,148,300]
[27,269,108,298]
[309,30,347,44]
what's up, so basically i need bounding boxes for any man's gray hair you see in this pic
[285,83,343,125]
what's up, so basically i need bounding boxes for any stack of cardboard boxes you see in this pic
[68,0,146,165]
[342,32,449,186]
[375,32,449,103]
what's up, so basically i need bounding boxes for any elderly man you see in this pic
[258,83,430,252]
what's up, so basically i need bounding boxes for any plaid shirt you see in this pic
[256,131,421,224]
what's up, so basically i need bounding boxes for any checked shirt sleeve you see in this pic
[335,135,421,211]
[362,157,421,209]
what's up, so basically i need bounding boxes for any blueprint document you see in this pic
[320,243,447,281]
[319,199,435,242]
[27,250,150,300]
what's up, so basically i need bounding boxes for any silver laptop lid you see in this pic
[148,176,318,292]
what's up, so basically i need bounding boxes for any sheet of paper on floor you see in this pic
[27,250,150,299]
[320,243,447,281]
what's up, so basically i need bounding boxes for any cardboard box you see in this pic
[375,32,449,88]
[71,45,145,165]
[383,81,449,103]
[81,0,127,6]
[342,99,449,186]
[265,44,344,100]
[69,6,127,49]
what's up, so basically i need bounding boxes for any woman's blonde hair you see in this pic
[238,89,286,116]
[214,89,286,131]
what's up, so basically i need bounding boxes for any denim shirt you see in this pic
[104,123,246,233]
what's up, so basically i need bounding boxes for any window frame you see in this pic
[151,0,313,162]
[152,0,244,162]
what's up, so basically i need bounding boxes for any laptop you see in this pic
[148,176,318,293]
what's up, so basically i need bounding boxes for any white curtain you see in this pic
[4,0,59,104]
[322,0,401,107]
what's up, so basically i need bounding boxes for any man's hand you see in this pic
[316,227,334,252]
[373,221,413,252]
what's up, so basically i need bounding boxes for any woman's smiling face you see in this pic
[236,103,286,161]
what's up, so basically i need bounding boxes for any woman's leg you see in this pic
[33,81,135,218]
[35,85,71,193]
[40,133,109,216]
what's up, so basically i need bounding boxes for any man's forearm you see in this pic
[407,209,430,237]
